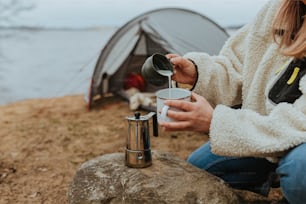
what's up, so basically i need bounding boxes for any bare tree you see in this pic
[0,0,35,27]
[0,0,35,59]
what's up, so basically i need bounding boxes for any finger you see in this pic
[166,53,179,59]
[166,109,189,121]
[169,56,185,65]
[191,92,202,102]
[160,121,191,131]
[164,100,193,111]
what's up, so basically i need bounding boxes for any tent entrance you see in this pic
[105,32,168,99]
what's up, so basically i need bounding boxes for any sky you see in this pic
[2,0,270,28]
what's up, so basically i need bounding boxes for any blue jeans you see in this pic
[187,142,306,204]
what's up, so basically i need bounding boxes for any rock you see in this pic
[68,151,271,204]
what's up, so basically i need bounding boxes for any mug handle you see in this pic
[160,105,170,122]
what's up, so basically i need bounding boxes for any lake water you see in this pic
[0,27,116,105]
[0,27,237,106]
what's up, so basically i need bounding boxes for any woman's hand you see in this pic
[166,54,197,85]
[159,92,214,133]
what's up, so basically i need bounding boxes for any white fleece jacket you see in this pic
[184,0,306,161]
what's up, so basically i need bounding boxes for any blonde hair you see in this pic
[273,0,306,59]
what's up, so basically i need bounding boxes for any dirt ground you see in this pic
[0,95,282,204]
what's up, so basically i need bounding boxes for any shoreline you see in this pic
[0,26,239,107]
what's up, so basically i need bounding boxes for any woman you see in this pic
[160,0,306,203]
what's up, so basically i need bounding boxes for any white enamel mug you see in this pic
[156,88,191,123]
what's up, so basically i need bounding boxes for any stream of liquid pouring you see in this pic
[157,70,173,99]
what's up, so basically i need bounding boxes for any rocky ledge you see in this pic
[68,151,272,204]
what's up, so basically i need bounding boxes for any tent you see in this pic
[86,8,229,109]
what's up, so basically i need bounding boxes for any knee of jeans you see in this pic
[277,144,306,203]
[278,160,306,203]
[187,151,210,170]
[187,152,199,167]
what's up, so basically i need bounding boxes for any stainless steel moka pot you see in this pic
[125,112,158,168]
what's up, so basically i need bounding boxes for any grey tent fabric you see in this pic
[86,8,229,109]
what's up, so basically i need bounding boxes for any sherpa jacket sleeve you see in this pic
[210,78,306,158]
[183,1,276,107]
[183,0,306,158]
